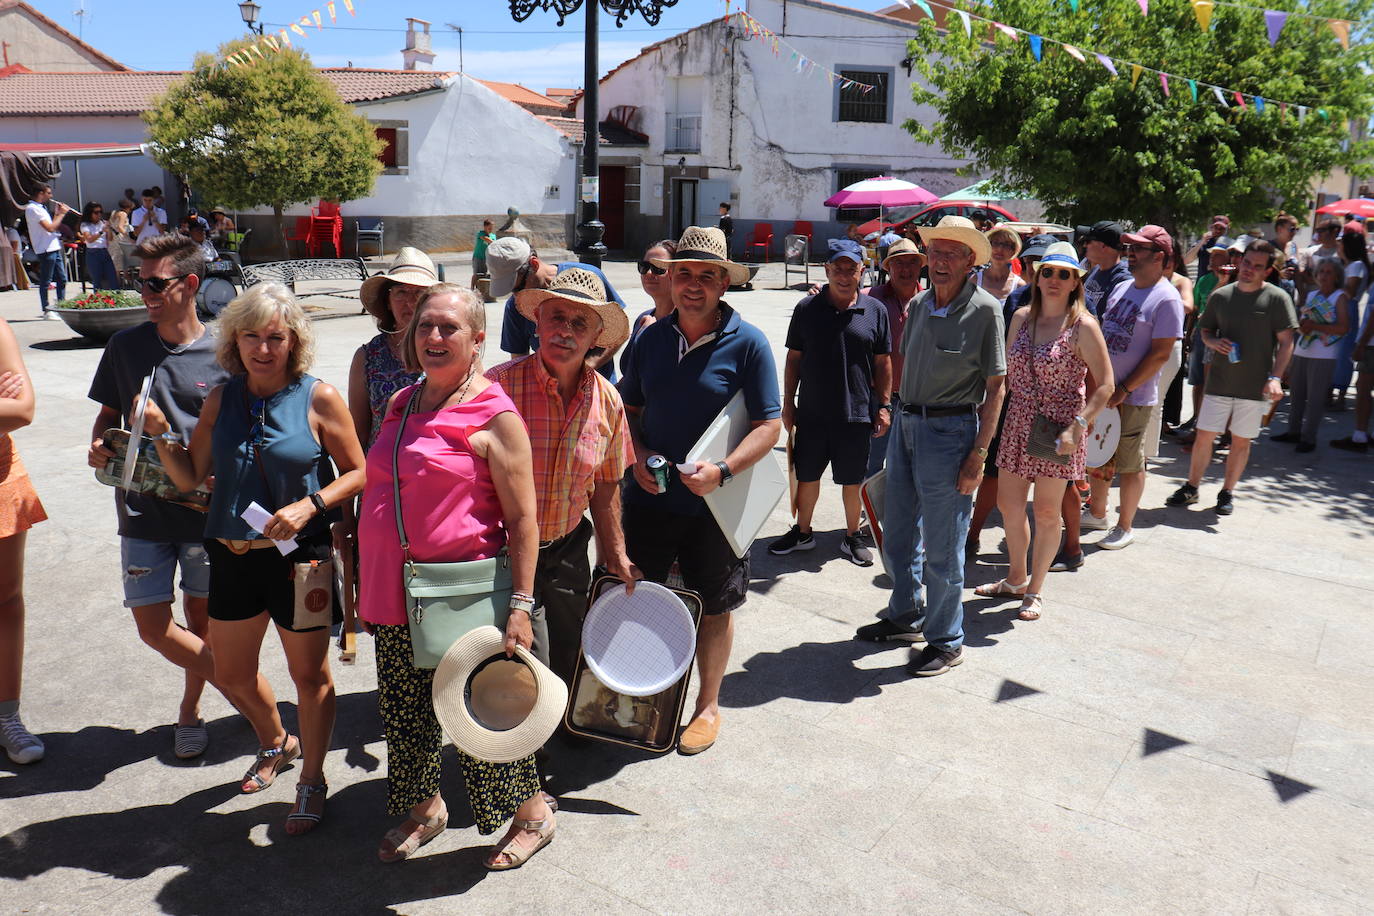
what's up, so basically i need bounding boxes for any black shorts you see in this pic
[623,502,748,616]
[205,533,340,632]
[793,419,874,485]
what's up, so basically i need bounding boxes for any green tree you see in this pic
[905,0,1374,235]
[144,38,383,257]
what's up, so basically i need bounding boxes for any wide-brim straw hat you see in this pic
[918,215,993,266]
[514,266,630,351]
[649,225,751,286]
[432,626,568,764]
[1037,241,1088,277]
[881,237,926,270]
[360,246,438,322]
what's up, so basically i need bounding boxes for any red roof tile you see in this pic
[0,69,456,116]
[475,79,568,117]
[539,116,648,147]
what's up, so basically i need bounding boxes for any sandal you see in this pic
[285,780,327,836]
[1018,594,1043,621]
[240,734,300,794]
[485,810,556,871]
[378,804,449,863]
[973,578,1028,599]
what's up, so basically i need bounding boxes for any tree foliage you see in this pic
[144,39,382,248]
[905,0,1374,233]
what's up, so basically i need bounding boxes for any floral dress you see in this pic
[362,334,420,451]
[997,318,1088,481]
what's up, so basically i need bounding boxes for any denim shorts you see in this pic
[120,538,212,609]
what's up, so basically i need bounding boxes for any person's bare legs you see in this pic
[1116,470,1147,532]
[0,533,27,706]
[1221,436,1253,490]
[131,599,216,727]
[794,480,821,533]
[1060,484,1083,557]
[841,483,863,534]
[995,471,1032,585]
[277,624,334,834]
[1088,475,1112,522]
[969,475,999,546]
[209,614,288,787]
[1027,478,1070,596]
[691,611,733,723]
[1186,429,1218,486]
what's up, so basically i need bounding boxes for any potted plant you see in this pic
[50,290,148,342]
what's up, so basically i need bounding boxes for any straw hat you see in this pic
[1037,242,1088,277]
[649,225,751,286]
[360,247,438,323]
[918,215,993,265]
[881,237,926,270]
[431,626,568,764]
[985,225,1022,259]
[514,267,630,351]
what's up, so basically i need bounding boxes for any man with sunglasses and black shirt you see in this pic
[85,233,232,761]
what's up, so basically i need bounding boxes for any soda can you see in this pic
[646,455,669,494]
[1227,341,1241,364]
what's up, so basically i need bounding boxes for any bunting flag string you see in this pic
[1191,0,1214,32]
[1263,9,1287,46]
[216,0,359,69]
[733,9,878,91]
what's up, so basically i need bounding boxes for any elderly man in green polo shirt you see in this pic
[853,216,1007,678]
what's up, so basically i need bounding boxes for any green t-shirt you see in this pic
[474,230,496,259]
[1193,271,1219,318]
[1199,282,1297,400]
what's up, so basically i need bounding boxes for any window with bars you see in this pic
[834,168,884,223]
[837,69,890,123]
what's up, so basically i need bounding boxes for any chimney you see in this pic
[402,18,435,71]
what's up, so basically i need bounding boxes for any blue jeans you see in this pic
[879,408,977,651]
[85,247,118,291]
[866,400,894,478]
[36,250,66,310]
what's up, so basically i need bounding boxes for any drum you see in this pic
[196,276,237,318]
[1085,407,1122,468]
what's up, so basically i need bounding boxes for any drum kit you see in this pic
[195,258,242,319]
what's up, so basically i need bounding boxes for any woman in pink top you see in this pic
[357,284,550,868]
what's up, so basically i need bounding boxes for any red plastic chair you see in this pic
[790,220,813,243]
[310,216,342,257]
[747,222,773,263]
[284,216,313,256]
[313,200,341,219]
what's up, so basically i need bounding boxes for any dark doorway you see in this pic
[598,166,626,251]
[671,178,697,239]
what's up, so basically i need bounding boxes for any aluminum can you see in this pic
[646,455,669,494]
[1227,342,1241,364]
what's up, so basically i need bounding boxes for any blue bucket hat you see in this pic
[827,238,865,264]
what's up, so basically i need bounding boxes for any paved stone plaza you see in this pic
[1,261,1371,915]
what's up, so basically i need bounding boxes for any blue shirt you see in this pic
[785,286,890,424]
[1083,260,1131,318]
[618,303,781,516]
[499,261,628,380]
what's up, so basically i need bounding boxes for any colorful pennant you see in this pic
[733,11,877,92]
[1191,0,1213,31]
[215,0,361,69]
[1029,35,1042,61]
[1264,9,1287,45]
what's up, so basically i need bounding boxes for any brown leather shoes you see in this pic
[678,713,720,755]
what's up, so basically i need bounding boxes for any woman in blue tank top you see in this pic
[145,283,365,836]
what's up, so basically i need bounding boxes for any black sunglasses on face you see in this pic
[637,260,666,276]
[1123,244,1160,254]
[1037,267,1077,281]
[137,274,191,293]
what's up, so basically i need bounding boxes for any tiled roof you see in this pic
[0,0,128,70]
[475,79,568,116]
[538,117,649,147]
[0,69,455,116]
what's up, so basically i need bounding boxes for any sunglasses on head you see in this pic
[1037,266,1077,281]
[636,260,667,276]
[137,274,191,293]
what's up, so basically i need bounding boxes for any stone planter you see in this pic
[50,306,148,343]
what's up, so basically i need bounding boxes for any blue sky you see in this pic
[26,0,870,90]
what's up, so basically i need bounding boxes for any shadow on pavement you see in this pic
[28,336,104,351]
[719,637,904,709]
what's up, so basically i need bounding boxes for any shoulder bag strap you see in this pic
[391,381,424,562]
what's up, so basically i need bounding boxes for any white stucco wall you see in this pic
[0,8,120,72]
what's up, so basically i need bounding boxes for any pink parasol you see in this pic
[823,176,938,209]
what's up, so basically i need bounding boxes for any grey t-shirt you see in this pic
[1200,283,1298,401]
[88,322,230,542]
[898,279,1007,406]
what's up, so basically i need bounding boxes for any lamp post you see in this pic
[509,0,678,266]
[238,1,264,36]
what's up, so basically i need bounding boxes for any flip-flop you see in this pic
[973,578,1028,599]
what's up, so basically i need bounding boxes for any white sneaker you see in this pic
[1099,526,1134,550]
[1080,508,1111,531]
[0,712,45,764]
[42,310,61,321]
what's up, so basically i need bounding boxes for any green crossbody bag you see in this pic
[393,382,513,669]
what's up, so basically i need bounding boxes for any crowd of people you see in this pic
[0,202,1367,871]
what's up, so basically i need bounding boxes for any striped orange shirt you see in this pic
[486,354,634,543]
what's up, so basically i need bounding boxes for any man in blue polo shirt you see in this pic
[770,239,890,566]
[485,236,627,380]
[619,225,781,756]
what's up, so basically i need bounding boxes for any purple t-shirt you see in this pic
[1101,277,1185,406]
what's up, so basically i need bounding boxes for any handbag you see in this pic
[392,382,514,669]
[1023,324,1073,466]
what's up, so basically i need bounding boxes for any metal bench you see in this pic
[240,257,370,300]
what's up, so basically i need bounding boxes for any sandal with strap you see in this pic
[240,734,300,794]
[1018,594,1043,621]
[378,805,449,863]
[485,811,556,871]
[974,578,1028,599]
[285,780,328,836]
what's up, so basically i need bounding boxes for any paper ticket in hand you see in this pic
[241,501,297,556]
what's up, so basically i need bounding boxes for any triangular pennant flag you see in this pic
[1130,64,1143,89]
[279,28,291,46]
[1318,108,1330,120]
[1281,101,1287,121]
[1096,54,1118,77]
[957,10,971,36]
[327,1,336,22]
[1212,86,1226,104]
[342,0,355,14]
[1298,106,1307,122]
[1188,78,1198,101]
[1136,0,1148,14]
[1069,0,1079,10]
[1264,10,1287,46]
[290,23,307,38]
[312,10,323,29]
[248,43,265,60]
[994,23,1020,41]
[911,0,934,18]
[1064,45,1085,63]
[1191,0,1213,31]
[1255,97,1266,112]
[263,34,279,51]
[1234,91,1247,109]
[1029,35,1042,61]
[1160,73,1169,96]
[1330,20,1349,50]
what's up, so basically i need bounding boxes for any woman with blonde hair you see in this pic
[976,243,1114,620]
[978,226,1027,305]
[144,283,366,834]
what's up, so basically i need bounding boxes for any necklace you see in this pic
[157,324,204,355]
[423,363,477,412]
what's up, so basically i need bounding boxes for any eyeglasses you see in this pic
[249,398,266,449]
[137,274,191,293]
[1037,267,1077,281]
[637,260,666,276]
[542,311,594,335]
[1123,244,1161,254]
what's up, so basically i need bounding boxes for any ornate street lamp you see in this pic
[238,1,264,36]
[510,0,679,265]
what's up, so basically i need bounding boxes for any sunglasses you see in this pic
[637,260,666,276]
[1123,244,1161,254]
[1037,267,1077,281]
[137,274,191,293]
[249,398,267,449]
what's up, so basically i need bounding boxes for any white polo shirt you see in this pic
[131,206,167,243]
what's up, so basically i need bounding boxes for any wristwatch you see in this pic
[715,460,733,485]
[973,446,989,459]
[309,491,328,515]
[156,430,181,445]
[1073,415,1088,429]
